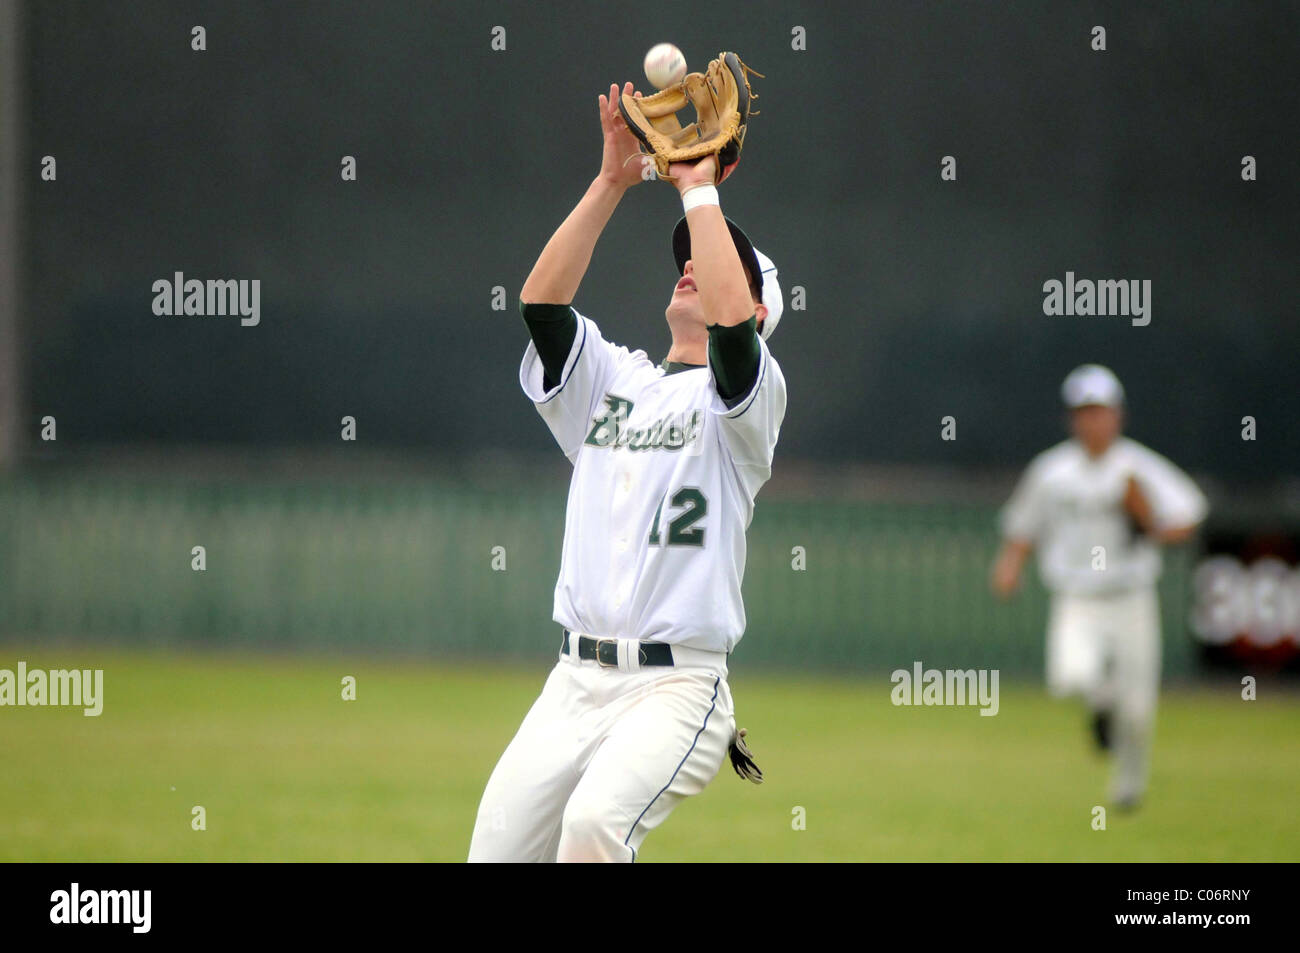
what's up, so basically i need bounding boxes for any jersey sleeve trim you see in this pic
[522,312,589,405]
[520,301,579,391]
[706,316,762,409]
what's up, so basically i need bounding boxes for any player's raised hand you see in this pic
[598,82,648,190]
[666,155,718,194]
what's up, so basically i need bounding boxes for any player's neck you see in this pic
[664,330,708,366]
[1078,436,1119,459]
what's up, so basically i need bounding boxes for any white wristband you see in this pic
[681,184,720,213]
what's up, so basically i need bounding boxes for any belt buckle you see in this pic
[595,638,619,668]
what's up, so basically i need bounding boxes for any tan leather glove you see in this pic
[618,52,762,185]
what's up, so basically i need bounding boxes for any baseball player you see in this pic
[990,364,1207,810]
[467,80,786,862]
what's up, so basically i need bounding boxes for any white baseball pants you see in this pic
[1046,585,1161,803]
[467,638,736,862]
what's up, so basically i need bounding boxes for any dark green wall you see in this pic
[19,1,1300,478]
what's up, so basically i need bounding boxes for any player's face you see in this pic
[1070,404,1123,455]
[667,260,702,321]
[666,259,761,327]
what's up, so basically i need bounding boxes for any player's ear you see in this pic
[753,302,768,326]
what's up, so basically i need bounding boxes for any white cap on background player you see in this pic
[672,217,784,340]
[1062,364,1124,409]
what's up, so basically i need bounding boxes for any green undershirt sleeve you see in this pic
[707,315,762,409]
[520,301,578,392]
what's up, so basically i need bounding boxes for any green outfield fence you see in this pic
[0,471,1199,676]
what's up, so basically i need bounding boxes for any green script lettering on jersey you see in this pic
[584,393,703,452]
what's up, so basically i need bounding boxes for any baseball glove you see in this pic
[618,52,762,185]
[1123,474,1155,540]
[728,727,764,784]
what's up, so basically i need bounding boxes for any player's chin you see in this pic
[665,293,702,321]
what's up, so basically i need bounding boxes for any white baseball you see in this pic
[644,43,686,90]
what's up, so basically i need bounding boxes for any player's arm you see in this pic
[669,157,755,330]
[668,155,765,413]
[519,83,645,309]
[1124,457,1208,545]
[519,83,646,389]
[991,539,1033,600]
[992,461,1047,599]
[516,84,651,456]
[1123,476,1193,543]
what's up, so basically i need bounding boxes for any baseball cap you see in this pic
[671,216,784,340]
[1062,364,1125,408]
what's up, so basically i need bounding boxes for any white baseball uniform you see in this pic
[1000,435,1207,801]
[468,307,786,862]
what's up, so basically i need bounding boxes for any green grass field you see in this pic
[2,648,1297,862]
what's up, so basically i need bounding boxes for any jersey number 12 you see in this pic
[648,487,707,547]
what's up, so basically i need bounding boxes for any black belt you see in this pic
[562,629,675,667]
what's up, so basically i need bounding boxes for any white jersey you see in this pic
[519,308,787,653]
[1000,436,1207,595]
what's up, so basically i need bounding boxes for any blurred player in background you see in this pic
[991,364,1208,810]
